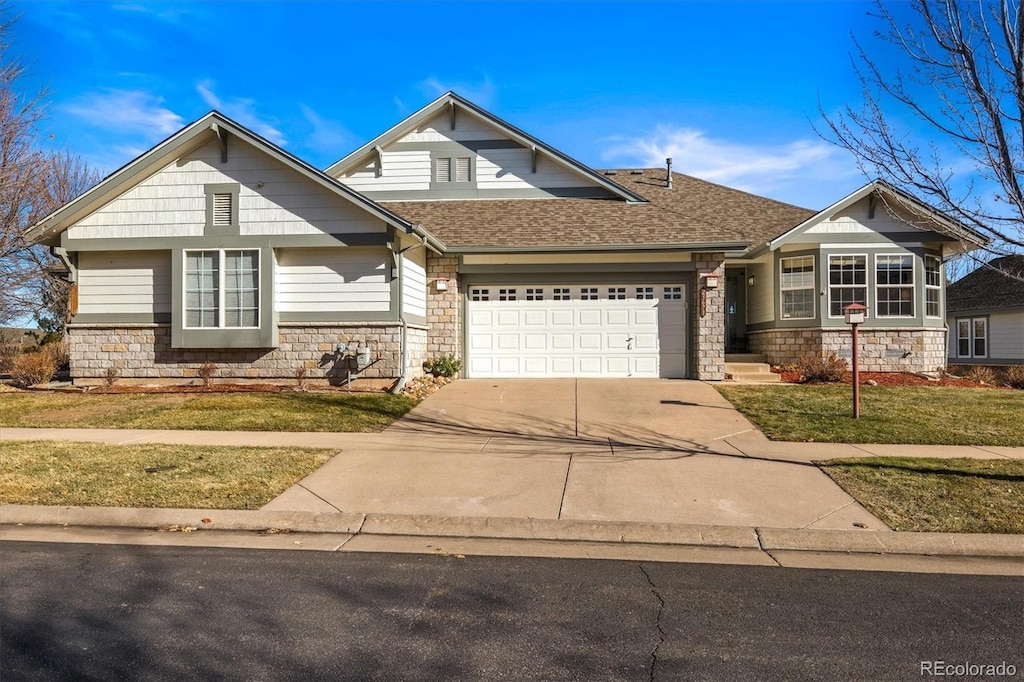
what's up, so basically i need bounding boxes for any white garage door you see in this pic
[466,284,687,378]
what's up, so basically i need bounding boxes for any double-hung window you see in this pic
[780,256,815,319]
[828,255,866,317]
[956,318,987,358]
[876,254,914,317]
[184,249,259,329]
[925,256,942,317]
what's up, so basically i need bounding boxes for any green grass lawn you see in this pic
[820,457,1024,534]
[717,385,1024,446]
[0,391,416,432]
[0,441,333,510]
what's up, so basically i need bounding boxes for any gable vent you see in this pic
[213,193,232,225]
[455,157,471,182]
[436,158,451,183]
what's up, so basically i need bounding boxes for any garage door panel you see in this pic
[466,283,687,378]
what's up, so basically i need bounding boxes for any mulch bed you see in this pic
[773,369,1007,388]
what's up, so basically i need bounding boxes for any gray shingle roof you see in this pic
[946,255,1024,312]
[384,170,815,250]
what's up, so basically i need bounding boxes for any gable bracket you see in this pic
[448,101,456,130]
[531,146,538,173]
[374,145,384,177]
[868,193,877,219]
[211,122,229,163]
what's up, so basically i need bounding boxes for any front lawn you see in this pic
[0,441,333,510]
[820,457,1024,534]
[0,391,416,432]
[717,385,1024,446]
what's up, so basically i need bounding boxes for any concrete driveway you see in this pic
[266,379,884,531]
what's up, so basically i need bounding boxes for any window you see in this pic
[925,256,942,317]
[636,286,655,300]
[471,288,490,301]
[436,157,471,183]
[607,287,626,300]
[553,288,571,300]
[663,286,682,300]
[525,288,544,301]
[498,288,517,301]
[876,254,914,317]
[828,255,866,317]
[184,249,259,329]
[580,288,598,301]
[780,256,815,319]
[956,317,987,358]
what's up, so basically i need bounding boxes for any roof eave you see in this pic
[447,241,751,254]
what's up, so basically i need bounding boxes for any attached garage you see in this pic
[465,283,687,378]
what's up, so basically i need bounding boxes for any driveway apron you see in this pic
[266,379,885,531]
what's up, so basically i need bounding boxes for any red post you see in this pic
[852,322,860,419]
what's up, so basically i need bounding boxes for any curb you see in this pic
[3,505,1022,558]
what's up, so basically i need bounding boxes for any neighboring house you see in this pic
[946,255,1024,366]
[26,93,986,385]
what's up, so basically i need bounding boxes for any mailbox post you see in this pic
[843,303,868,419]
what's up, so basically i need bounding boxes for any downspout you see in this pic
[389,232,428,395]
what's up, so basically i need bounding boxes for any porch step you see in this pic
[725,358,781,383]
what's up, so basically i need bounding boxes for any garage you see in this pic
[465,284,687,378]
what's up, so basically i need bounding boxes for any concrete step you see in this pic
[725,362,774,374]
[728,371,782,383]
[725,353,766,363]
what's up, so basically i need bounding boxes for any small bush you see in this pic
[9,351,58,387]
[798,352,848,384]
[423,354,462,378]
[965,365,997,385]
[42,339,70,371]
[199,361,217,388]
[104,366,120,387]
[0,341,21,373]
[295,366,308,388]
[1003,365,1024,390]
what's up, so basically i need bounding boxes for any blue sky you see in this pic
[11,0,922,209]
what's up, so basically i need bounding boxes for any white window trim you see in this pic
[925,255,942,318]
[874,253,915,318]
[955,316,988,359]
[182,248,261,330]
[779,255,815,320]
[827,253,868,319]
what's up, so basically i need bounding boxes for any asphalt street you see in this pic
[2,542,1021,681]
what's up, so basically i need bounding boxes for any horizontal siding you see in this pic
[989,310,1024,360]
[77,251,170,314]
[807,196,936,236]
[69,140,387,240]
[402,249,427,317]
[476,149,589,190]
[398,110,508,143]
[746,260,775,324]
[276,248,390,313]
[340,151,431,192]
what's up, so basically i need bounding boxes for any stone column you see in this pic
[425,253,461,360]
[693,254,726,380]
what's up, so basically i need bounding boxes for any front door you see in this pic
[725,269,747,353]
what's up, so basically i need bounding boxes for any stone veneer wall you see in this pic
[68,323,410,382]
[747,328,948,373]
[693,254,726,380]
[425,253,461,360]
[405,324,428,379]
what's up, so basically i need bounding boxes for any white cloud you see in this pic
[196,80,287,146]
[603,126,844,190]
[299,104,354,153]
[64,89,184,136]
[418,76,496,107]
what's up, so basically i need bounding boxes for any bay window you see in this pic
[925,255,942,317]
[876,254,914,317]
[780,256,815,319]
[828,255,866,317]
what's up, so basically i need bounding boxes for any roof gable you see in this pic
[27,112,432,247]
[326,92,647,203]
[947,254,1024,312]
[763,181,988,253]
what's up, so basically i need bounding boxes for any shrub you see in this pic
[199,361,217,388]
[42,339,70,371]
[295,365,308,388]
[104,366,120,387]
[965,365,997,385]
[0,341,21,374]
[423,354,462,378]
[1003,365,1024,390]
[9,351,58,388]
[798,352,848,384]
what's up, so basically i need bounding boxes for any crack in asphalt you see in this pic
[638,563,666,681]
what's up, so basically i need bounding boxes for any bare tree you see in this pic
[0,9,101,329]
[821,0,1023,278]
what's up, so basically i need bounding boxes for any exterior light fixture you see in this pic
[434,278,449,292]
[747,275,756,287]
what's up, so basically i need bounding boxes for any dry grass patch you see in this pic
[0,441,333,510]
[821,457,1024,534]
